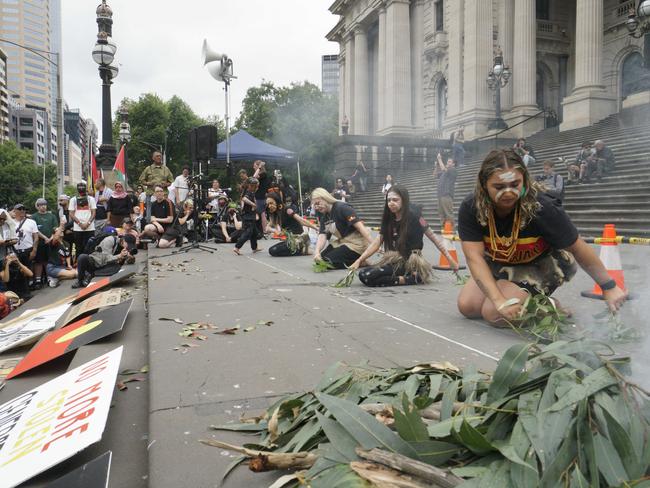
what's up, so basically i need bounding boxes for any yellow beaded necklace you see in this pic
[487,204,521,261]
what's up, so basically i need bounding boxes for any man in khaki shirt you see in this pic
[138,151,173,220]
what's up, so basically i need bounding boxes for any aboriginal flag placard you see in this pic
[0,347,122,488]
[6,299,132,379]
[45,451,112,488]
[72,269,134,304]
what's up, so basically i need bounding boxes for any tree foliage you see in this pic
[235,81,338,190]
[0,141,64,211]
[113,93,225,181]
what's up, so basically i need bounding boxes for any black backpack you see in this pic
[83,228,118,255]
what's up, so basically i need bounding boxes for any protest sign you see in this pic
[0,347,123,487]
[0,303,70,354]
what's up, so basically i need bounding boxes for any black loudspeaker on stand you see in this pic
[159,125,219,256]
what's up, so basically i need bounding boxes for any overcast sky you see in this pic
[62,0,338,132]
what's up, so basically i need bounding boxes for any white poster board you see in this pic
[0,346,123,488]
[0,303,70,354]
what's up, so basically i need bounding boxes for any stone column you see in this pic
[462,0,492,112]
[411,0,425,129]
[446,0,464,120]
[344,33,355,133]
[560,0,616,131]
[338,52,346,135]
[377,6,387,132]
[353,26,369,135]
[383,0,412,134]
[512,0,537,111]
[498,0,514,110]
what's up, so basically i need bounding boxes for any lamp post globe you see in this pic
[639,0,650,18]
[93,2,118,170]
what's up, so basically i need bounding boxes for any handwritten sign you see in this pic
[0,347,122,488]
[0,303,70,354]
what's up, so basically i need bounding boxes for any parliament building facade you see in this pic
[327,0,647,140]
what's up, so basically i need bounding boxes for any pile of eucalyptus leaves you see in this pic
[208,340,650,487]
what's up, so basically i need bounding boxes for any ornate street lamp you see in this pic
[92,1,119,170]
[486,47,511,130]
[625,1,650,93]
[118,104,131,187]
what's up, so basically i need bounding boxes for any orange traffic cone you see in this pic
[433,221,466,271]
[581,224,627,300]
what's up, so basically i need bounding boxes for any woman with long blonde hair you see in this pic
[311,188,372,269]
[457,149,626,325]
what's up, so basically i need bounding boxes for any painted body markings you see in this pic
[498,171,516,182]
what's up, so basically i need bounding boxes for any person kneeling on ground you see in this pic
[73,232,136,288]
[158,199,194,248]
[311,188,373,269]
[456,148,627,326]
[46,227,77,287]
[266,193,318,257]
[350,186,458,286]
[140,186,175,241]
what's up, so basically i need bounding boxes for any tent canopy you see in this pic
[214,130,296,164]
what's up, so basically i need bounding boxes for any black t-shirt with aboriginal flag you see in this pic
[458,193,578,265]
[381,206,429,257]
[319,201,361,238]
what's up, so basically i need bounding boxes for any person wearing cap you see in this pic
[45,226,77,287]
[107,181,131,228]
[73,231,136,288]
[31,198,59,289]
[119,217,140,247]
[213,195,242,243]
[69,182,97,260]
[11,203,39,276]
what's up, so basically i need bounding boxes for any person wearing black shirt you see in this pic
[45,227,77,287]
[457,148,627,325]
[253,160,270,233]
[435,153,458,230]
[234,178,262,255]
[350,186,458,287]
[311,188,373,269]
[266,193,318,257]
[213,196,243,243]
[141,186,175,240]
[1,253,32,300]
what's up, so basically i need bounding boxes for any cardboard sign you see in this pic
[72,269,135,304]
[0,303,71,354]
[45,451,112,488]
[0,347,123,488]
[59,289,124,327]
[6,299,132,379]
[0,358,22,382]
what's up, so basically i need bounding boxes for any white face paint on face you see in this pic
[495,187,521,201]
[498,171,516,183]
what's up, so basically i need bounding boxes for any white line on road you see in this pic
[346,297,499,362]
[247,256,498,362]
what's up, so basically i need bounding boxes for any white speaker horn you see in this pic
[202,39,225,66]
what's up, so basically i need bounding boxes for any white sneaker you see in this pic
[48,277,60,288]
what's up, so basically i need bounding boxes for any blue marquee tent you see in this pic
[214,130,296,163]
[214,130,304,210]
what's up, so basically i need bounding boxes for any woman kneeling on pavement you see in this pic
[457,148,627,325]
[311,188,372,269]
[266,192,318,257]
[350,185,458,286]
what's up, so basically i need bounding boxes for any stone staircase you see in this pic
[349,114,650,237]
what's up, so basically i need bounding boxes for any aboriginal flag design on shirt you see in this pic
[458,193,579,266]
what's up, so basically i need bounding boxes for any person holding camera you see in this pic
[1,253,33,300]
[0,209,18,261]
[72,232,136,289]
[69,182,97,261]
[12,204,39,275]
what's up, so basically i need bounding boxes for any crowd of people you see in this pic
[1,138,626,325]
